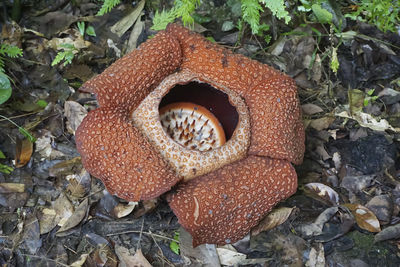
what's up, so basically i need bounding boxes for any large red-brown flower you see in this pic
[75,24,305,246]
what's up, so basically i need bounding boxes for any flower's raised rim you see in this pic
[132,69,251,181]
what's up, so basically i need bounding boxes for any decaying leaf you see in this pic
[336,109,400,133]
[39,208,57,234]
[15,137,33,167]
[64,101,88,135]
[217,245,247,266]
[70,254,89,267]
[343,203,381,233]
[251,207,295,236]
[35,130,65,159]
[57,198,88,234]
[113,201,138,218]
[115,246,152,267]
[91,244,118,267]
[304,183,340,206]
[49,157,82,177]
[0,183,25,193]
[305,243,325,267]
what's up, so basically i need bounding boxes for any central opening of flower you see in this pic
[159,82,239,151]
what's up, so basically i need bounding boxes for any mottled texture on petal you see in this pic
[75,107,181,201]
[166,24,304,164]
[168,155,297,246]
[82,31,182,110]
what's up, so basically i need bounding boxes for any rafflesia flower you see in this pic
[75,24,305,246]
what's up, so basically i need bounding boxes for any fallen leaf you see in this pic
[115,246,152,267]
[309,116,335,131]
[305,243,325,267]
[304,183,340,206]
[302,103,324,115]
[134,198,158,218]
[15,137,33,167]
[57,198,88,234]
[0,183,25,193]
[336,109,400,133]
[251,207,295,236]
[343,204,381,233]
[70,254,88,267]
[110,0,145,37]
[39,208,57,234]
[113,201,138,218]
[64,101,88,135]
[374,223,400,243]
[66,178,86,198]
[217,245,246,266]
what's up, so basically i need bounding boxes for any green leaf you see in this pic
[330,47,339,73]
[0,163,13,174]
[311,4,333,24]
[241,0,263,34]
[77,21,85,36]
[0,72,12,105]
[36,99,48,108]
[0,150,6,159]
[367,89,375,96]
[170,232,180,254]
[86,26,96,37]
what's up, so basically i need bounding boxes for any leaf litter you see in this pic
[0,0,400,266]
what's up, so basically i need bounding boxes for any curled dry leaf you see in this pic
[56,198,88,234]
[304,183,340,206]
[113,201,138,218]
[15,138,33,167]
[251,207,295,236]
[70,254,89,267]
[343,203,381,233]
[309,116,335,131]
[115,246,152,267]
[133,198,158,218]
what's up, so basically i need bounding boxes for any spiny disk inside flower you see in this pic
[159,102,226,152]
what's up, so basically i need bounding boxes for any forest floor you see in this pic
[0,0,400,266]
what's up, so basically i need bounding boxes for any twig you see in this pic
[106,230,179,243]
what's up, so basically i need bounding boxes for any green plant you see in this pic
[0,43,23,105]
[152,0,291,35]
[51,43,78,66]
[97,0,121,16]
[363,89,379,106]
[77,22,96,37]
[346,0,400,33]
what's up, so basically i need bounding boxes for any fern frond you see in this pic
[259,0,291,24]
[151,9,177,31]
[174,0,200,27]
[97,0,121,16]
[0,44,23,58]
[241,0,263,34]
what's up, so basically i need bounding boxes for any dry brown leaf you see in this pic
[15,138,33,167]
[309,117,335,131]
[113,202,138,218]
[134,198,158,218]
[0,183,25,193]
[343,203,381,233]
[110,0,145,37]
[66,178,86,198]
[70,254,89,267]
[217,245,246,266]
[251,207,295,236]
[304,183,339,206]
[302,103,324,115]
[115,246,152,267]
[64,101,88,135]
[39,208,57,234]
[57,198,88,234]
